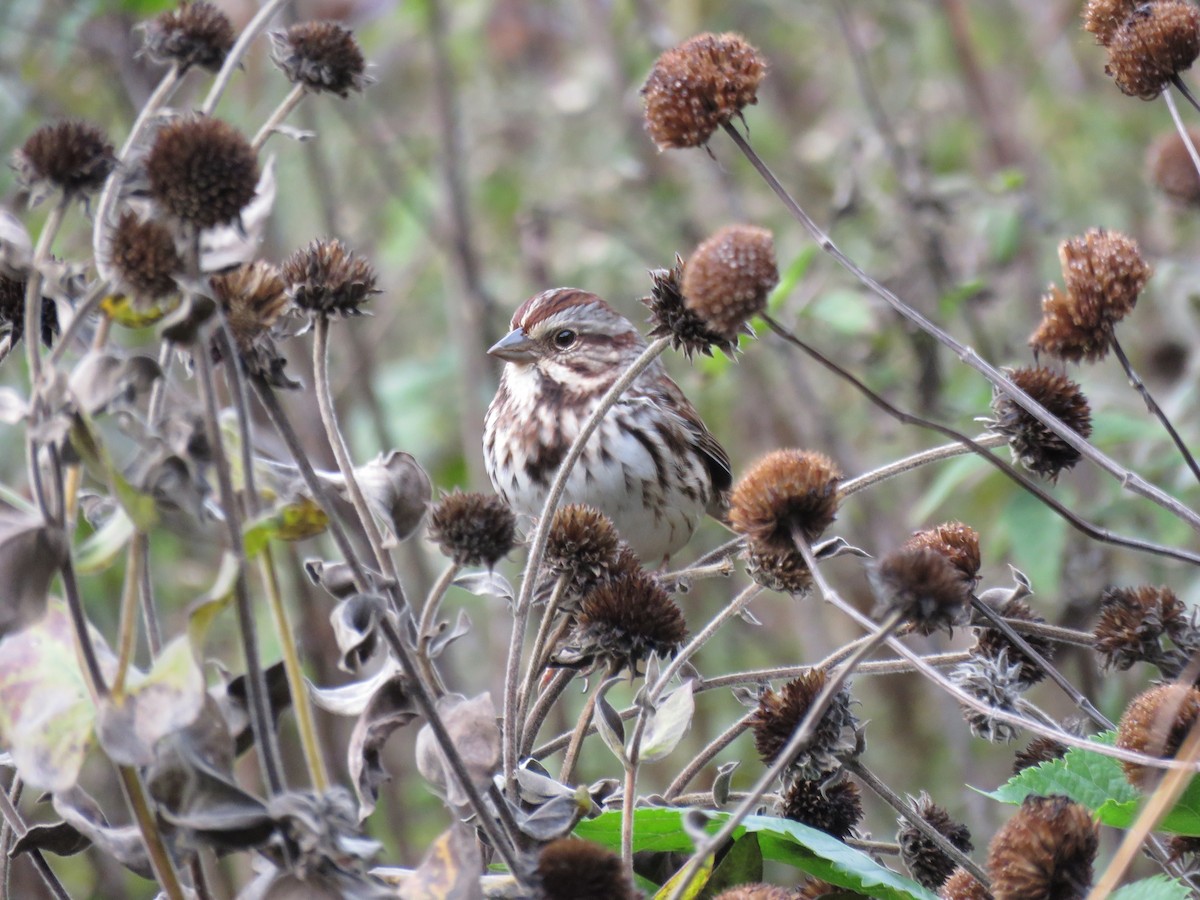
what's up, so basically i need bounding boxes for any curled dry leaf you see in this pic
[354,450,432,545]
[415,692,500,808]
[331,593,389,673]
[0,509,67,638]
[349,671,419,820]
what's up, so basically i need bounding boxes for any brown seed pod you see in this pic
[1013,736,1068,775]
[987,367,1093,479]
[713,886,796,900]
[13,120,115,202]
[1093,584,1190,672]
[141,1,234,72]
[681,225,778,340]
[898,792,973,891]
[986,795,1097,900]
[1148,127,1200,205]
[1116,682,1200,789]
[427,490,516,568]
[146,116,259,229]
[939,867,993,900]
[778,776,863,841]
[1083,0,1140,47]
[973,596,1055,687]
[109,211,182,303]
[873,548,972,636]
[570,567,686,674]
[796,881,869,899]
[729,449,841,553]
[210,261,296,387]
[535,838,635,900]
[543,504,622,597]
[643,255,738,359]
[282,238,380,317]
[742,543,813,596]
[901,521,981,584]
[269,21,369,97]
[750,670,860,780]
[1106,0,1200,100]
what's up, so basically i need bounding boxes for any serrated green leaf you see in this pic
[1110,875,1194,900]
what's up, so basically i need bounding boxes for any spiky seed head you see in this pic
[712,886,795,900]
[750,670,861,781]
[987,367,1093,479]
[901,521,981,584]
[641,32,766,150]
[729,449,841,552]
[681,225,778,339]
[427,491,516,568]
[1093,584,1190,671]
[544,504,621,596]
[1106,0,1200,99]
[1148,127,1200,205]
[0,276,58,347]
[951,653,1025,743]
[282,238,379,317]
[873,548,972,636]
[1116,682,1200,789]
[109,211,182,303]
[939,868,993,900]
[1013,736,1068,775]
[778,776,863,841]
[796,880,869,899]
[146,116,259,228]
[13,120,115,202]
[142,1,234,72]
[898,793,974,891]
[1083,0,1140,46]
[535,838,635,900]
[209,261,296,386]
[643,255,738,359]
[986,796,1098,900]
[571,567,687,674]
[973,596,1054,688]
[269,22,369,97]
[742,544,813,596]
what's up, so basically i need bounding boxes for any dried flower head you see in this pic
[1093,584,1195,674]
[743,543,813,596]
[986,367,1093,480]
[0,275,58,347]
[1116,682,1200,789]
[146,116,259,229]
[951,653,1025,743]
[873,548,972,636]
[986,796,1098,900]
[939,867,993,900]
[750,670,860,781]
[269,22,369,97]
[973,597,1055,688]
[544,504,621,596]
[1013,736,1068,775]
[13,121,115,203]
[535,838,634,900]
[730,449,841,552]
[713,886,795,900]
[427,491,516,568]
[641,32,766,150]
[1106,0,1200,99]
[1083,0,1140,46]
[796,880,868,900]
[902,522,981,584]
[566,567,686,675]
[282,238,379,317]
[109,211,182,303]
[681,225,778,340]
[141,1,234,72]
[210,261,296,387]
[643,255,738,359]
[1148,127,1200,205]
[1167,835,1200,865]
[778,776,862,841]
[898,793,973,891]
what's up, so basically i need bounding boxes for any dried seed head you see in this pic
[1093,584,1192,672]
[681,225,778,340]
[986,796,1098,900]
[643,255,738,359]
[210,261,296,387]
[109,211,182,303]
[873,548,972,636]
[1116,682,1200,789]
[641,32,766,150]
[282,238,379,317]
[742,544,813,596]
[898,793,974,891]
[13,120,115,202]
[796,880,868,900]
[1083,0,1140,46]
[269,22,369,97]
[750,670,861,781]
[1106,0,1200,99]
[146,116,259,228]
[729,449,841,552]
[141,1,234,73]
[902,521,981,584]
[544,504,621,596]
[973,597,1055,688]
[570,567,687,675]
[713,886,795,900]
[1013,736,1068,775]
[778,776,863,841]
[427,491,516,568]
[0,275,58,347]
[939,867,993,900]
[1167,835,1200,864]
[535,838,635,900]
[987,367,1093,479]
[1148,127,1200,205]
[951,653,1025,743]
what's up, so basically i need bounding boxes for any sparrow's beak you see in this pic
[488,328,538,363]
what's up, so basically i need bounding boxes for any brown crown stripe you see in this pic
[512,288,609,330]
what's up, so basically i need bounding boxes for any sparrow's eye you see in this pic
[553,329,577,349]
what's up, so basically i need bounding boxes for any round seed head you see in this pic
[0,275,58,348]
[1106,0,1200,99]
[643,255,738,359]
[681,225,778,339]
[544,504,621,596]
[269,22,369,97]
[282,238,379,317]
[873,547,972,636]
[146,116,259,228]
[973,596,1055,687]
[1148,127,1200,205]
[1094,585,1190,672]
[987,367,1093,479]
[427,490,516,568]
[713,886,795,900]
[1083,0,1140,46]
[141,1,234,73]
[109,211,182,303]
[13,120,115,202]
[986,796,1098,900]
[750,670,860,781]
[641,32,766,150]
[571,567,687,675]
[951,653,1025,743]
[901,521,981,584]
[939,867,992,900]
[210,261,295,386]
[898,792,974,891]
[535,838,635,900]
[1013,736,1068,775]
[1116,682,1200,789]
[778,776,863,841]
[729,449,841,552]
[742,544,813,596]
[796,880,869,899]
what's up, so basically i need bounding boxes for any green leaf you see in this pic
[999,488,1068,595]
[807,289,875,336]
[652,853,713,900]
[1110,875,1195,900]
[75,506,135,574]
[243,497,329,558]
[767,246,819,313]
[186,552,240,650]
[699,833,762,898]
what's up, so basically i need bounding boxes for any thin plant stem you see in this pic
[47,277,108,367]
[560,674,606,786]
[138,533,163,657]
[1109,335,1200,487]
[658,558,735,594]
[0,780,70,900]
[840,434,1006,497]
[522,667,574,758]
[1170,74,1200,116]
[727,124,1200,537]
[60,554,108,699]
[504,336,671,792]
[146,341,174,428]
[252,84,306,151]
[202,0,290,116]
[416,562,460,695]
[23,196,68,385]
[517,574,570,725]
[697,651,972,693]
[111,534,144,699]
[664,712,755,801]
[621,711,644,870]
[684,534,745,570]
[117,766,186,900]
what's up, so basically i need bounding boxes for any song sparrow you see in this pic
[483,288,731,562]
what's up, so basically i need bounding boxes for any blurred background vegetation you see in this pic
[3,0,1200,895]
